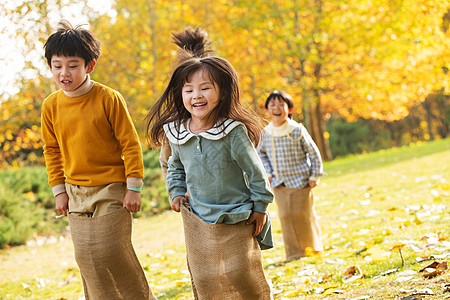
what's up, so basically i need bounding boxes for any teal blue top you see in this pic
[164,119,274,249]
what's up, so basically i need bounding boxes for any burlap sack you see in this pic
[68,207,156,300]
[273,186,323,261]
[180,205,272,300]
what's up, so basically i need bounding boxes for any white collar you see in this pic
[266,119,302,137]
[163,119,242,145]
[63,75,95,97]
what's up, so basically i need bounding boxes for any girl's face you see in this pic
[49,55,95,92]
[266,98,293,127]
[182,68,220,131]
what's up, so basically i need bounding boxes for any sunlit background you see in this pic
[0,0,449,168]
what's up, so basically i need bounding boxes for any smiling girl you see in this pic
[146,27,273,299]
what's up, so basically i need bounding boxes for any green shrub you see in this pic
[0,174,66,248]
[142,149,162,169]
[140,149,171,215]
[327,117,392,157]
[0,149,170,248]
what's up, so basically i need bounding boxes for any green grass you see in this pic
[0,138,449,299]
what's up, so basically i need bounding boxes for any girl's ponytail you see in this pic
[172,27,213,60]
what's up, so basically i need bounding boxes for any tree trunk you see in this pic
[314,94,333,161]
[422,98,435,141]
[307,95,333,161]
[148,0,158,96]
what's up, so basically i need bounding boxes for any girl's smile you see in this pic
[182,68,220,132]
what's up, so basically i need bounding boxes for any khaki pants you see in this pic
[66,182,157,300]
[66,182,125,217]
[273,185,323,261]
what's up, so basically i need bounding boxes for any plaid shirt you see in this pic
[257,120,323,189]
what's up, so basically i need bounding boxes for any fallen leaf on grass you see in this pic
[342,266,363,283]
[389,243,406,251]
[389,243,407,266]
[21,282,31,289]
[429,252,449,260]
[326,258,345,264]
[398,270,417,276]
[400,288,435,300]
[413,214,423,225]
[355,247,368,256]
[419,261,448,278]
[413,288,434,295]
[401,296,423,300]
[415,256,429,262]
[368,245,391,262]
[443,282,450,292]
[382,229,392,236]
[175,278,191,287]
[380,268,400,276]
[58,273,77,287]
[421,233,440,244]
[305,247,321,257]
[322,287,345,295]
[284,290,303,298]
[394,275,414,283]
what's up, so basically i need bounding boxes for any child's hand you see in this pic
[55,192,69,216]
[309,179,317,188]
[246,211,267,237]
[123,190,142,213]
[171,196,187,213]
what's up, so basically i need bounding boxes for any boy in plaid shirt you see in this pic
[257,90,324,261]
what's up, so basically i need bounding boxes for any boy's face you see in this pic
[49,55,95,92]
[266,98,293,127]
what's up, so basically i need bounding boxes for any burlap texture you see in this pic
[181,205,272,300]
[273,186,323,261]
[68,208,156,300]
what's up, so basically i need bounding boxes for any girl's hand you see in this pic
[309,179,317,188]
[246,211,267,237]
[171,196,187,212]
[55,192,69,216]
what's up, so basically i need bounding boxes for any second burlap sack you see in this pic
[181,205,272,300]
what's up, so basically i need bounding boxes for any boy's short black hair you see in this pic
[44,20,101,67]
[264,90,294,118]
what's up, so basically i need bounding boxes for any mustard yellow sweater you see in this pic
[41,82,144,188]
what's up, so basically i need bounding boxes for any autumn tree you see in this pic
[0,78,54,168]
[0,0,103,168]
[1,0,448,167]
[251,0,449,160]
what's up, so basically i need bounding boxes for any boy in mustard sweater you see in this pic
[41,20,156,299]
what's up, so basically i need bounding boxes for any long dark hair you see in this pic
[145,27,264,147]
